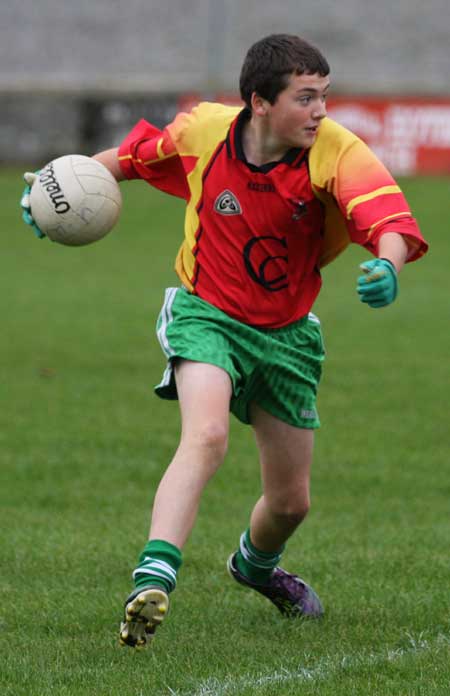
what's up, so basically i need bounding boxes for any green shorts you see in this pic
[154,287,325,429]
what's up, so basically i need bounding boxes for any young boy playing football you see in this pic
[21,34,428,649]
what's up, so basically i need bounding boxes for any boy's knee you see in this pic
[182,421,229,461]
[268,493,310,525]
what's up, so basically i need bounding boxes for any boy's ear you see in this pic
[250,92,269,116]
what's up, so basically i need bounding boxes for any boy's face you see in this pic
[264,72,330,149]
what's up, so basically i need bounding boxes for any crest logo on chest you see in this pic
[214,190,242,216]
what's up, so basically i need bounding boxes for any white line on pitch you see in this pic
[170,631,449,696]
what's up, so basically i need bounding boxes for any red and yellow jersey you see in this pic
[118,102,427,328]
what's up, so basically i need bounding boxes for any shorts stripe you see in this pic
[308,312,321,325]
[157,287,178,357]
[159,364,173,388]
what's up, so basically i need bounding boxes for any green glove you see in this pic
[357,258,398,308]
[20,172,45,239]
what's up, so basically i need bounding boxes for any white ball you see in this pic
[30,154,122,246]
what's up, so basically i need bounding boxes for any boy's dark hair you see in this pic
[239,34,330,108]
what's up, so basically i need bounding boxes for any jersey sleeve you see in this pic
[117,103,239,202]
[117,118,190,200]
[310,119,428,262]
[334,138,427,260]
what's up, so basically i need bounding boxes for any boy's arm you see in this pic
[113,118,190,200]
[93,148,126,182]
[312,121,427,309]
[377,231,409,272]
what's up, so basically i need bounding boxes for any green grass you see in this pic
[1,171,449,695]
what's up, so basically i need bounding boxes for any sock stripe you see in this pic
[239,532,283,569]
[138,557,177,581]
[133,568,176,583]
[148,560,177,578]
[132,566,177,583]
[133,540,182,594]
[133,559,178,588]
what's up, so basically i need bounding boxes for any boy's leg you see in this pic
[120,359,233,648]
[249,402,313,551]
[228,403,323,617]
[149,359,232,546]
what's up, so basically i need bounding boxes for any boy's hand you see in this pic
[20,172,46,238]
[357,258,398,308]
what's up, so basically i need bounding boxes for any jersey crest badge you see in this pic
[214,190,242,216]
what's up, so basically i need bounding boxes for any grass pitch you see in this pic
[1,171,449,695]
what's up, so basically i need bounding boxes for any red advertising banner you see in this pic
[326,97,450,176]
[178,93,450,176]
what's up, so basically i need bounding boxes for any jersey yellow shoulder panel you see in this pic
[168,102,241,157]
[169,103,241,286]
[309,117,359,189]
[309,118,360,267]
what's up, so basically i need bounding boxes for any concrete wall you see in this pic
[2,0,449,162]
[2,0,449,94]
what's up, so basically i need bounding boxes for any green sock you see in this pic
[235,528,284,585]
[133,539,182,594]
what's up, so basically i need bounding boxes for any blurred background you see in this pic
[1,0,450,174]
[1,6,449,691]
